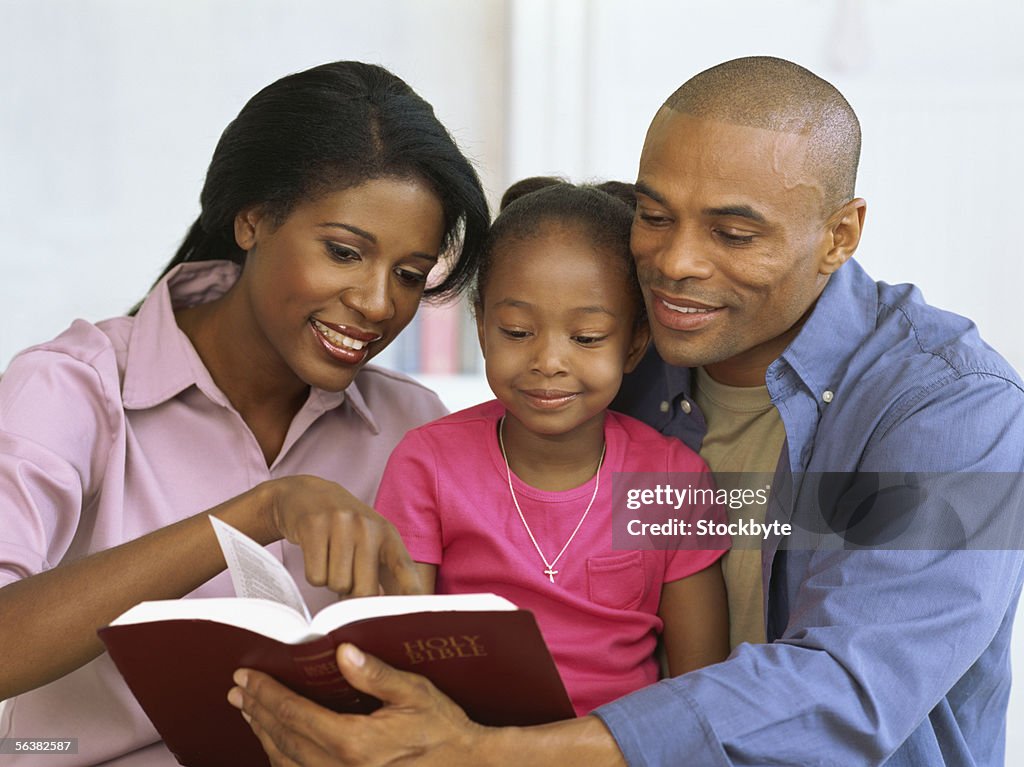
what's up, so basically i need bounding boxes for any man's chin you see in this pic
[648,328,720,369]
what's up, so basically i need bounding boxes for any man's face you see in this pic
[632,110,836,386]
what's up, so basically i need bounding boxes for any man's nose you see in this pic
[646,224,715,282]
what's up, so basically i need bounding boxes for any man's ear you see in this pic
[820,198,867,275]
[233,206,266,252]
[474,304,487,360]
[624,318,651,374]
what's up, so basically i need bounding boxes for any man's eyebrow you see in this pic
[317,222,377,243]
[634,181,666,205]
[705,205,767,225]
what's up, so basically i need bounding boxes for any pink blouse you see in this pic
[0,261,447,766]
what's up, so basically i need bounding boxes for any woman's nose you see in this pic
[343,268,395,323]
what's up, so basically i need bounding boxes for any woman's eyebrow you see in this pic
[317,222,377,242]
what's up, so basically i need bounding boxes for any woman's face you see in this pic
[234,176,446,393]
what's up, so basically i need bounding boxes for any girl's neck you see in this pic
[498,412,606,492]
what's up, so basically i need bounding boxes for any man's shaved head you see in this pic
[663,56,861,212]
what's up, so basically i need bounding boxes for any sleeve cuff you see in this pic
[593,678,729,767]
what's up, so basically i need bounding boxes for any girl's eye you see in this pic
[395,267,428,287]
[573,335,606,346]
[326,242,360,262]
[715,229,755,245]
[499,327,530,339]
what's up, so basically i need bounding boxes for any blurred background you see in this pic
[1,0,1022,757]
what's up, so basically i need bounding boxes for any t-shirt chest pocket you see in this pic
[586,551,648,611]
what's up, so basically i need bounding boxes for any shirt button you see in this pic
[680,399,692,414]
[822,390,834,403]
[660,400,670,413]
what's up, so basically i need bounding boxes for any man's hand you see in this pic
[228,644,628,767]
[227,643,489,766]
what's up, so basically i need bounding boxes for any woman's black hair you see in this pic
[151,61,488,302]
[474,176,643,320]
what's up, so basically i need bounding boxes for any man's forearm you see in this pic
[482,716,628,767]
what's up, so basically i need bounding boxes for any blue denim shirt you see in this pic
[596,259,1024,766]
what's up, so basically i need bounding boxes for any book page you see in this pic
[310,592,517,634]
[108,597,318,643]
[210,516,311,622]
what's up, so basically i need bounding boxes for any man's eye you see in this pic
[638,212,670,227]
[715,229,755,245]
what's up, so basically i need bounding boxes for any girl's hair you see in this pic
[151,61,489,301]
[474,176,642,318]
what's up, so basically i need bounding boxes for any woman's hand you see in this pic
[0,475,423,699]
[257,475,426,598]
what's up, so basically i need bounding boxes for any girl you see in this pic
[375,179,729,715]
[0,61,487,765]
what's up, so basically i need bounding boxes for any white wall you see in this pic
[0,0,507,369]
[1,0,1021,759]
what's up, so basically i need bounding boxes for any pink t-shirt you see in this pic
[0,261,447,766]
[375,400,727,715]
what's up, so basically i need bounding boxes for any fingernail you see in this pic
[341,644,365,668]
[227,687,243,709]
[233,669,249,687]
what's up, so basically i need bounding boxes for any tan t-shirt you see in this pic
[694,368,786,648]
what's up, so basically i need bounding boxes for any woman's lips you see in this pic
[309,319,378,364]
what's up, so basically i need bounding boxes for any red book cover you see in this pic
[98,595,573,767]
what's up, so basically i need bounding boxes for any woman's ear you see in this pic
[819,198,867,275]
[233,206,265,252]
[624,318,651,374]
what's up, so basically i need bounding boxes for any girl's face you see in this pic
[476,222,649,441]
[234,177,445,393]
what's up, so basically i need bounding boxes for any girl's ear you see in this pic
[624,318,651,374]
[474,303,487,359]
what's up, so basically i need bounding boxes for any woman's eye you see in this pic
[395,268,428,287]
[326,242,360,262]
[573,335,606,345]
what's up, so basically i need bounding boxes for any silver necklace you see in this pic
[497,416,606,583]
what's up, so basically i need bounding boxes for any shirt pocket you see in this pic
[586,551,647,611]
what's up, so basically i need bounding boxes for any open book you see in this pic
[99,518,573,767]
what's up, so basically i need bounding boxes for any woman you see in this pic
[0,61,488,766]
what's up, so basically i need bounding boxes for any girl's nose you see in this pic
[531,334,569,377]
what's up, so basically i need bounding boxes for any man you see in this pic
[228,57,1024,766]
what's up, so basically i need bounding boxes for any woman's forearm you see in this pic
[0,483,275,699]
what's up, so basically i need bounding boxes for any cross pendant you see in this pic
[544,568,558,582]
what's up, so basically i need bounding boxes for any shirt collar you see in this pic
[121,260,374,431]
[122,261,240,409]
[769,258,878,400]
